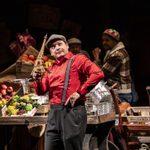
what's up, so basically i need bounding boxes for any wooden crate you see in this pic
[87,112,115,124]
[122,106,150,124]
[86,103,115,124]
[16,61,34,78]
[16,46,39,79]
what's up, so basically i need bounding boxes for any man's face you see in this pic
[49,40,69,59]
[69,43,81,54]
[102,34,116,50]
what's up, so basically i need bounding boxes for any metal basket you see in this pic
[85,102,115,124]
[85,81,115,124]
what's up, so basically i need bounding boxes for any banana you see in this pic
[45,61,52,68]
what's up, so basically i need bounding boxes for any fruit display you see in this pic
[19,53,55,68]
[0,99,7,108]
[20,53,37,64]
[0,81,21,108]
[4,94,40,116]
[44,58,55,69]
[0,84,14,99]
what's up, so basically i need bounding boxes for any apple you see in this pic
[9,92,14,97]
[42,55,49,62]
[21,57,29,62]
[7,86,13,93]
[28,60,35,64]
[21,54,28,58]
[1,84,7,90]
[3,95,11,100]
[1,89,7,96]
[0,93,2,98]
[28,54,35,61]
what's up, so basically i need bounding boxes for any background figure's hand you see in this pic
[9,42,17,49]
[92,47,101,61]
[65,92,80,107]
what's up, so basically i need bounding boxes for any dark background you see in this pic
[0,0,150,105]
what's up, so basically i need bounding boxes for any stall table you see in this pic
[122,123,150,149]
[1,107,150,150]
[0,116,48,150]
[121,106,150,149]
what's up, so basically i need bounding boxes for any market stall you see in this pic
[0,37,53,150]
[1,93,150,150]
[0,36,150,150]
[0,84,49,150]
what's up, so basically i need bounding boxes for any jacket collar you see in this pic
[54,52,74,65]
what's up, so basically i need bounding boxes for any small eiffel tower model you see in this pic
[31,34,48,76]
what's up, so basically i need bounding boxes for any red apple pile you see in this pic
[20,54,36,64]
[0,83,14,101]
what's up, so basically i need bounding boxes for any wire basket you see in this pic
[85,80,115,124]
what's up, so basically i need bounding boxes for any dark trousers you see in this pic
[45,104,87,150]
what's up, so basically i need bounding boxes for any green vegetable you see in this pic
[25,103,33,111]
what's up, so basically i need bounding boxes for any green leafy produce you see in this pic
[13,95,20,101]
[25,103,33,111]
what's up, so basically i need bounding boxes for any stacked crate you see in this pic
[16,46,39,79]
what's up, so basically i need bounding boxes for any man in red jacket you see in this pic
[33,34,104,150]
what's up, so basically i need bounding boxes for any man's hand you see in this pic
[32,69,42,81]
[92,47,101,61]
[65,92,80,107]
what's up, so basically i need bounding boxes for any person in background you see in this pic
[92,28,138,104]
[32,34,104,150]
[92,28,135,150]
[9,31,36,58]
[67,37,91,59]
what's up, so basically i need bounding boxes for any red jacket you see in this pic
[34,52,104,104]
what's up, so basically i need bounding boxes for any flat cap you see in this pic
[103,28,120,41]
[67,37,82,45]
[45,34,67,49]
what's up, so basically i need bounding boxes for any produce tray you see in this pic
[121,107,150,124]
[2,107,37,117]
[1,94,40,117]
[0,81,22,94]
